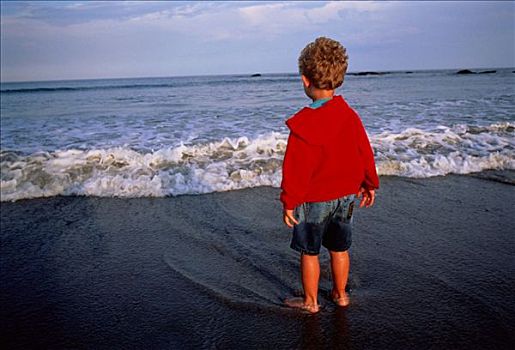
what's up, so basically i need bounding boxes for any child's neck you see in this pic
[310,89,334,102]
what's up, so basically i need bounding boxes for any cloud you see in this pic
[0,0,398,63]
[1,1,390,41]
[212,1,390,38]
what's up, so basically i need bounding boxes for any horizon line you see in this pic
[1,66,514,84]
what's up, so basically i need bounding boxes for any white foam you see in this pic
[1,123,513,201]
[0,132,287,201]
[373,123,514,177]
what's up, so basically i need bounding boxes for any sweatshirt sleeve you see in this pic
[280,133,318,210]
[354,114,380,190]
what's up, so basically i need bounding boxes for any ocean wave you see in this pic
[0,77,299,94]
[0,84,183,94]
[1,123,513,201]
[374,123,514,177]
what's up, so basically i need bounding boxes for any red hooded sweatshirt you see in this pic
[280,95,379,210]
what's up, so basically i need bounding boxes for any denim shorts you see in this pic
[290,195,355,255]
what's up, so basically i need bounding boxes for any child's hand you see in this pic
[357,187,376,208]
[283,209,299,228]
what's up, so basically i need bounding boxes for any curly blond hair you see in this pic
[298,37,349,90]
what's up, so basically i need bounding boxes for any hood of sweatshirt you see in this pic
[285,95,352,146]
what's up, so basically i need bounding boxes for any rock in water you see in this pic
[456,69,475,75]
[350,71,384,76]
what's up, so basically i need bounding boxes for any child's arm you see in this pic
[280,133,318,222]
[353,112,379,191]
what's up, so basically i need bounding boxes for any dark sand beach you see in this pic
[1,174,514,349]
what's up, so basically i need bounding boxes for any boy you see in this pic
[281,37,379,314]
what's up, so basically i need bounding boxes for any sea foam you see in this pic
[1,123,513,201]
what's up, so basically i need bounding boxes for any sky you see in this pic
[1,1,514,82]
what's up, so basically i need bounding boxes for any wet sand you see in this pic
[1,174,514,349]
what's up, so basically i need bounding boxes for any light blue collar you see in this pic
[309,97,332,109]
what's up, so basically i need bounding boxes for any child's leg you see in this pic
[285,252,320,313]
[301,252,320,305]
[329,250,350,306]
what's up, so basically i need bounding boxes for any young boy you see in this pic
[281,37,379,314]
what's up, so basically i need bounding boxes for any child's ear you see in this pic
[301,75,311,88]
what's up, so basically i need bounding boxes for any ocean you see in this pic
[1,68,514,201]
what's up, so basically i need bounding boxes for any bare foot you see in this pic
[331,290,350,307]
[284,297,320,314]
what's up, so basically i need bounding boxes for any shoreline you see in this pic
[2,169,514,204]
